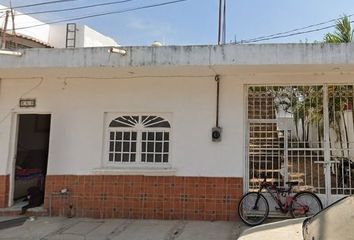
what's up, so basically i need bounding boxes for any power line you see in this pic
[239,20,354,44]
[239,15,353,43]
[17,0,135,16]
[0,0,78,11]
[14,0,188,31]
[243,24,335,43]
[246,15,354,42]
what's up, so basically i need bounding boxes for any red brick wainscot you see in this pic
[0,175,9,208]
[44,175,243,221]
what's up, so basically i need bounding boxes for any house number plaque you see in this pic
[19,98,36,108]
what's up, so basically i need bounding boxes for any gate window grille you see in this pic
[328,85,354,195]
[247,85,354,197]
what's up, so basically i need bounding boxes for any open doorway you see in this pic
[13,114,51,209]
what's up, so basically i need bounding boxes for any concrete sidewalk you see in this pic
[0,217,249,240]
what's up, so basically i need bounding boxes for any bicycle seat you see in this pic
[286,181,299,186]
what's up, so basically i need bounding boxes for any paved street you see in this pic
[0,217,249,240]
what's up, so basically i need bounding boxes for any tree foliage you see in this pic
[324,15,353,43]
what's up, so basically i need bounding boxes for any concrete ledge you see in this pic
[1,44,354,70]
[91,168,177,176]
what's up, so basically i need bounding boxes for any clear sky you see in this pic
[1,0,354,46]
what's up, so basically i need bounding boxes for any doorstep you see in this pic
[0,205,48,217]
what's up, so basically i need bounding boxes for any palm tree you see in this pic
[324,15,353,43]
[298,15,354,153]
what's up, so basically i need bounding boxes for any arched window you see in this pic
[107,115,171,165]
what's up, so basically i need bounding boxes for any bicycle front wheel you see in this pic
[238,192,269,226]
[290,192,323,218]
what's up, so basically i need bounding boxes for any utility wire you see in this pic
[0,0,78,11]
[16,0,135,16]
[240,20,354,44]
[243,25,335,43]
[239,15,353,43]
[14,0,187,31]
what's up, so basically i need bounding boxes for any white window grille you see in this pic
[106,114,171,166]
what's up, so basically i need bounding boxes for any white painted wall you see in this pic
[3,64,354,180]
[47,24,67,48]
[1,67,354,178]
[0,75,243,177]
[82,25,118,47]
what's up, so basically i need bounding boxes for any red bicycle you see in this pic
[238,175,323,226]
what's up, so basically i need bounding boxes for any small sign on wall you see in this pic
[19,98,36,108]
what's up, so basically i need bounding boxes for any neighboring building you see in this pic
[0,44,353,220]
[48,24,118,48]
[0,5,118,49]
[1,32,52,49]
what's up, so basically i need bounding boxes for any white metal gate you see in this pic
[247,85,354,205]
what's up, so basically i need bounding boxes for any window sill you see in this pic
[91,168,177,176]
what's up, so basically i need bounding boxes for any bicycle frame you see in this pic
[254,182,293,214]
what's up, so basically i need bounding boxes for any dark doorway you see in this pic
[13,114,51,202]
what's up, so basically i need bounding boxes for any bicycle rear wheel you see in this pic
[290,192,323,218]
[238,192,269,226]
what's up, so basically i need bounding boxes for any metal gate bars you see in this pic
[247,85,354,202]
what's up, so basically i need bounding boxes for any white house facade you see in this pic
[0,44,353,220]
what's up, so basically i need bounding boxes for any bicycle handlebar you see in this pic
[259,173,292,192]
